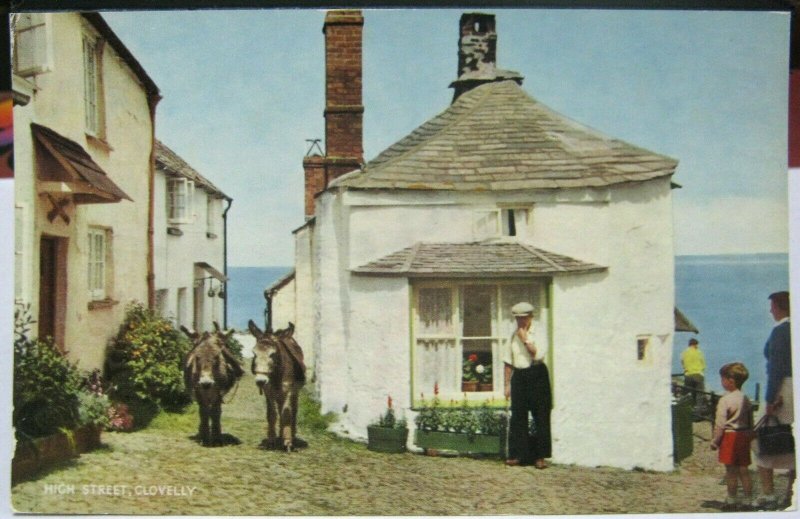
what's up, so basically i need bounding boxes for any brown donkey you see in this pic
[182,322,244,446]
[248,320,306,452]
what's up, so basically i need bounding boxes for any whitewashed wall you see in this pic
[312,177,676,470]
[13,13,153,370]
[153,170,226,332]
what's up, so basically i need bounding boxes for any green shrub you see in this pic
[223,332,244,361]
[298,388,336,433]
[104,302,192,415]
[13,304,82,438]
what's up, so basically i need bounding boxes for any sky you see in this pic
[100,8,792,267]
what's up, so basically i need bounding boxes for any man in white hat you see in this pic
[501,301,552,469]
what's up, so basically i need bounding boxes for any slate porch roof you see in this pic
[352,241,607,278]
[334,80,678,191]
[155,140,231,200]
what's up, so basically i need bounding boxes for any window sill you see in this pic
[85,133,113,153]
[206,232,218,239]
[88,298,119,311]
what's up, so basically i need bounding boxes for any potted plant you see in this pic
[476,363,493,392]
[462,354,479,392]
[75,370,111,452]
[367,396,408,453]
[414,393,507,456]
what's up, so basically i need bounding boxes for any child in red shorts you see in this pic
[711,362,754,511]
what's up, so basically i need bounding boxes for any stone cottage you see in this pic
[274,11,683,470]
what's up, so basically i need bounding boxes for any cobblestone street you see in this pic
[11,374,796,515]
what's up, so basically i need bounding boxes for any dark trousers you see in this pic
[684,374,705,404]
[509,363,552,463]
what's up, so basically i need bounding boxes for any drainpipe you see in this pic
[222,197,232,329]
[146,92,162,309]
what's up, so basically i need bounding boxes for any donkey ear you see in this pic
[248,320,263,339]
[213,321,221,333]
[283,322,295,338]
[180,325,198,340]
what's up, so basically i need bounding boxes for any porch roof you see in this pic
[32,123,132,204]
[352,241,607,278]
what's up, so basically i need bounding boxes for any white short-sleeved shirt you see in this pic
[501,327,547,369]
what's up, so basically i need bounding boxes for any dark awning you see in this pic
[32,123,132,204]
[352,241,607,278]
[675,307,699,333]
[195,262,228,282]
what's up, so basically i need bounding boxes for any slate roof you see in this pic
[352,241,607,278]
[334,80,678,191]
[155,140,231,200]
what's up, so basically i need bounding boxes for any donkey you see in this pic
[248,320,306,452]
[181,322,244,446]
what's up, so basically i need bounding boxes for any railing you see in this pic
[671,374,759,433]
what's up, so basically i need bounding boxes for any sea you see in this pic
[227,253,789,399]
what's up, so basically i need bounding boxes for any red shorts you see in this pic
[718,430,752,466]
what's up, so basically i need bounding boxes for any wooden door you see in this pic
[38,236,57,343]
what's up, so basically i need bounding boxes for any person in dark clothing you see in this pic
[501,301,552,469]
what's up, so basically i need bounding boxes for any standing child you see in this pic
[710,362,754,511]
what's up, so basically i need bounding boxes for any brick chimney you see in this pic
[303,154,326,218]
[450,13,523,102]
[303,10,364,218]
[323,9,364,180]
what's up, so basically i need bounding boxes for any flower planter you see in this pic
[74,424,103,453]
[461,381,479,392]
[478,383,493,392]
[367,425,409,453]
[12,425,103,485]
[415,429,502,455]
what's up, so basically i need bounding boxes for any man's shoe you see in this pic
[505,459,521,466]
[534,459,548,469]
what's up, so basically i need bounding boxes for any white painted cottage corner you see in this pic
[270,11,687,471]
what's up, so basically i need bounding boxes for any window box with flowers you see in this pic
[413,385,508,457]
[367,396,408,453]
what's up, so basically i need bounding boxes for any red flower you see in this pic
[434,382,439,396]
[468,354,478,363]
[387,395,393,409]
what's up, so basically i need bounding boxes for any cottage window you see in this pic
[87,227,110,301]
[13,13,51,77]
[501,208,530,237]
[414,281,548,401]
[82,34,105,138]
[167,178,195,224]
[637,336,651,361]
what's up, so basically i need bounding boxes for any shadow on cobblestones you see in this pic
[10,373,797,515]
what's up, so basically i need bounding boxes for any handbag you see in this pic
[755,414,795,455]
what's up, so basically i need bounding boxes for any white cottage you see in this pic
[12,12,159,370]
[153,141,231,331]
[278,11,683,470]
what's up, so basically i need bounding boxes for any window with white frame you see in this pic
[87,227,109,300]
[167,178,194,224]
[82,33,104,137]
[13,13,50,76]
[413,281,548,401]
